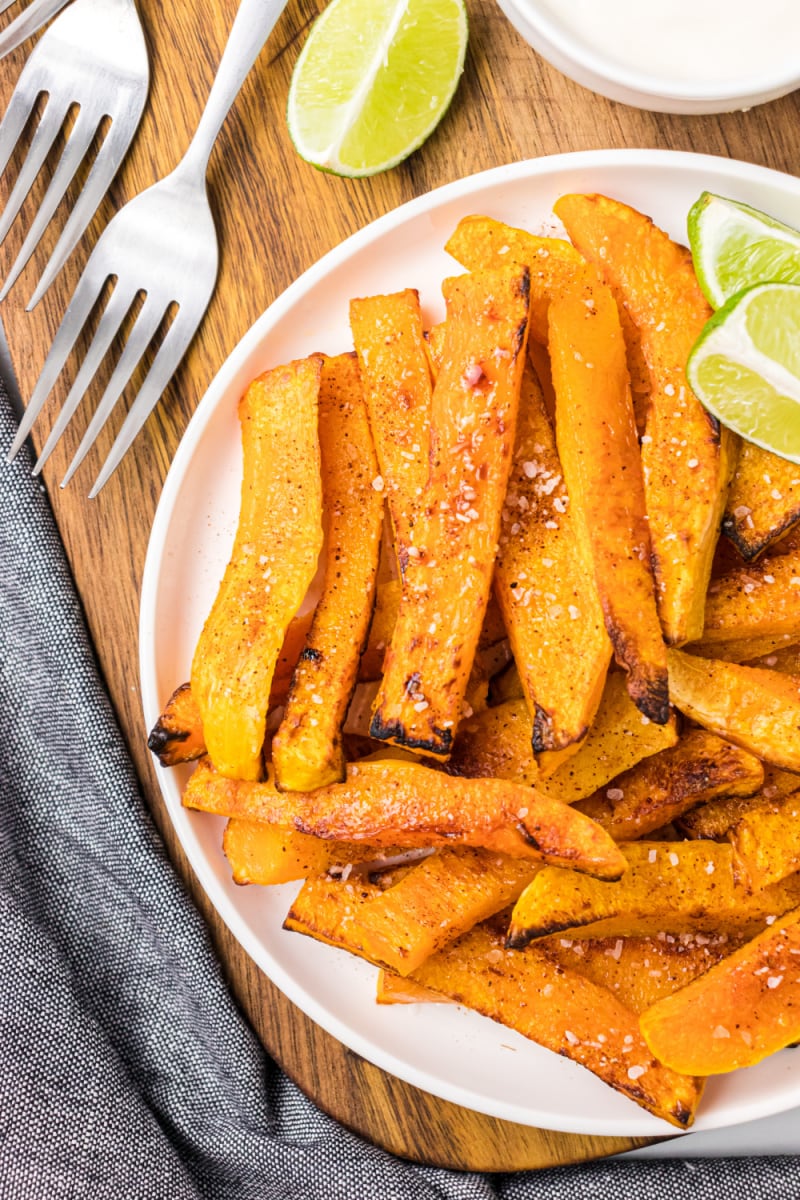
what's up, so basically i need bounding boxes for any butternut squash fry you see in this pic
[546,930,746,1014]
[692,547,800,650]
[493,358,612,770]
[508,842,800,948]
[273,354,384,791]
[640,908,800,1075]
[554,193,735,646]
[687,633,800,663]
[190,357,324,780]
[729,788,800,891]
[447,671,678,802]
[723,440,800,560]
[370,266,529,759]
[677,763,800,841]
[349,288,432,568]
[148,609,316,768]
[667,648,800,772]
[376,971,451,1004]
[222,818,372,885]
[549,268,668,724]
[183,757,627,877]
[410,920,703,1129]
[286,846,538,975]
[147,683,206,767]
[444,214,584,345]
[575,730,764,842]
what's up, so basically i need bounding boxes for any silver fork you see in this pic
[8,0,288,496]
[0,0,72,62]
[0,0,149,306]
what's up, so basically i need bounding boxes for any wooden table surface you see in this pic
[2,0,799,1172]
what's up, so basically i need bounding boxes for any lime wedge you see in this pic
[687,282,800,463]
[286,0,468,178]
[688,191,800,310]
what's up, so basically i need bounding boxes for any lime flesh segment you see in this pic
[688,191,800,309]
[287,0,468,178]
[687,282,800,463]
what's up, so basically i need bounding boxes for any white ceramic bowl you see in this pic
[497,0,800,114]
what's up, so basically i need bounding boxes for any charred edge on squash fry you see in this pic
[532,703,588,756]
[721,512,798,562]
[504,916,596,950]
[368,712,454,758]
[147,724,190,753]
[606,625,671,726]
[299,646,323,664]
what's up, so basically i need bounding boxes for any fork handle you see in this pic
[181,0,289,179]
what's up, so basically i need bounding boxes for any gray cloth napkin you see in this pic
[1,382,798,1199]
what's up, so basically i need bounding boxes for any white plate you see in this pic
[140,149,800,1138]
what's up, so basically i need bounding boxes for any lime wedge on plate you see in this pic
[687,281,800,462]
[688,191,800,309]
[287,0,468,178]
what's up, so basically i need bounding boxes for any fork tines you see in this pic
[0,0,148,306]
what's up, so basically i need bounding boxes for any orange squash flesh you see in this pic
[444,213,583,346]
[444,212,651,430]
[411,920,703,1129]
[182,756,627,878]
[286,846,538,975]
[667,648,800,772]
[148,610,316,768]
[728,788,800,891]
[493,359,612,768]
[272,354,384,791]
[222,818,356,885]
[376,971,451,1004]
[549,269,669,726]
[370,265,530,759]
[507,841,800,948]
[575,729,764,842]
[554,193,735,647]
[349,288,433,569]
[677,762,800,841]
[447,671,678,803]
[640,907,800,1075]
[694,546,800,647]
[723,440,800,561]
[190,357,324,780]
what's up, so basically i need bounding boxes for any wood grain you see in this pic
[1,0,798,1170]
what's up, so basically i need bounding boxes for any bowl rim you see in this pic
[502,0,800,104]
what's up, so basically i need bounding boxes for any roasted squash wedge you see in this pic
[286,846,538,975]
[575,729,764,842]
[444,212,584,345]
[190,357,324,780]
[640,908,800,1075]
[508,841,800,948]
[493,358,612,770]
[667,648,800,772]
[554,193,735,646]
[411,919,703,1128]
[349,288,433,569]
[447,670,678,803]
[183,756,627,878]
[549,267,669,725]
[370,265,530,759]
[272,354,384,791]
[723,440,800,560]
[546,930,745,1015]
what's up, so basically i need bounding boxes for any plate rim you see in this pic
[139,147,800,1138]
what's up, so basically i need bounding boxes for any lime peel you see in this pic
[287,0,468,178]
[687,282,800,464]
[688,191,800,310]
